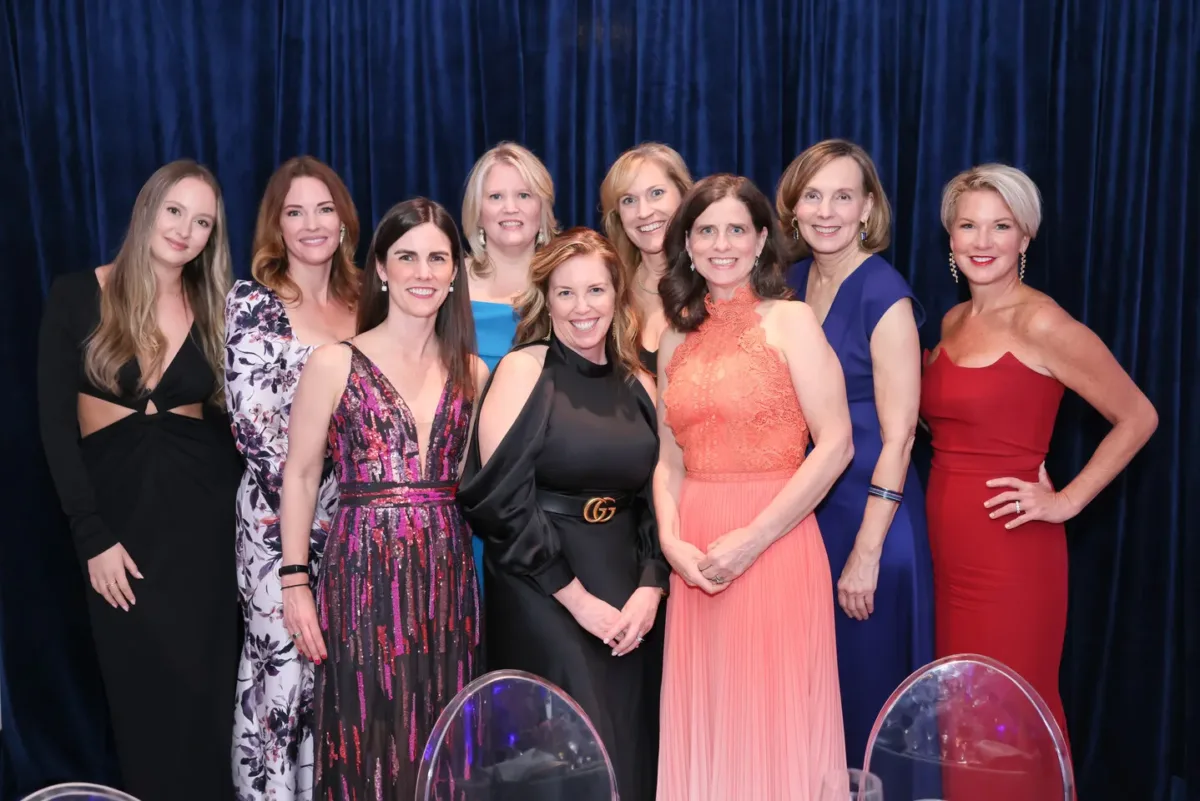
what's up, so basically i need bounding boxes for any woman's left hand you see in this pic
[698,527,763,587]
[984,462,1076,529]
[603,587,662,656]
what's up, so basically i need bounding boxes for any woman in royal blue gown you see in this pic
[776,140,935,786]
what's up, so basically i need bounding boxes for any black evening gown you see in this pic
[458,335,669,801]
[37,271,241,801]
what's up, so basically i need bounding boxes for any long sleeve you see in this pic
[37,275,117,561]
[632,386,670,591]
[223,282,293,511]
[457,375,576,595]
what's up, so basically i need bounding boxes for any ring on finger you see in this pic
[1015,500,1022,514]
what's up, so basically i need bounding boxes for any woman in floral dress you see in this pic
[225,157,360,799]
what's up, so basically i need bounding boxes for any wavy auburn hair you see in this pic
[84,159,232,403]
[250,156,361,306]
[358,198,478,398]
[514,227,643,379]
[660,174,792,332]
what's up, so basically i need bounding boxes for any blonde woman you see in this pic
[37,159,241,801]
[459,228,667,800]
[461,141,558,590]
[225,156,360,800]
[600,142,694,374]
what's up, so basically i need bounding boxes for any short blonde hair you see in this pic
[775,139,892,258]
[461,141,559,278]
[599,142,694,275]
[514,227,643,380]
[941,163,1042,240]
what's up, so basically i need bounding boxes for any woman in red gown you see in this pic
[920,164,1158,799]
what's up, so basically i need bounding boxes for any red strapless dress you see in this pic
[920,349,1073,799]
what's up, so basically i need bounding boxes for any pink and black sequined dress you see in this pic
[312,342,482,799]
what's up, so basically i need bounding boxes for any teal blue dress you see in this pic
[470,300,519,594]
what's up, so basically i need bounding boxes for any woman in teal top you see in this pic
[461,141,559,592]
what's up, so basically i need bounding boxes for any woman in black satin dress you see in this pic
[458,227,668,801]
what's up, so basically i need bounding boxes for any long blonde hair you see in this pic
[84,160,233,404]
[460,141,559,279]
[514,227,642,379]
[599,142,694,277]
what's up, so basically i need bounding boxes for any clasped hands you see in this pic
[664,526,764,595]
[562,583,662,657]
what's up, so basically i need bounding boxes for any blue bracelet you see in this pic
[868,484,904,503]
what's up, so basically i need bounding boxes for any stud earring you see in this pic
[948,251,958,284]
[1020,251,1027,283]
[478,228,487,250]
[339,224,346,245]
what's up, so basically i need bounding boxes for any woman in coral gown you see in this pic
[922,164,1158,799]
[655,174,854,800]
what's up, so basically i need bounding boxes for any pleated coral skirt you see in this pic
[657,471,847,801]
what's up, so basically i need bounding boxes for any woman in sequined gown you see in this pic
[654,175,853,800]
[278,198,486,800]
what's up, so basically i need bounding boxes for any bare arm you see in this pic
[652,328,687,546]
[1029,305,1158,515]
[746,302,855,546]
[855,299,922,554]
[458,355,491,476]
[279,344,349,572]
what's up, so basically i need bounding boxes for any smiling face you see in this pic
[685,195,768,294]
[617,158,683,259]
[479,162,543,252]
[148,176,217,268]
[279,176,341,269]
[547,253,615,363]
[792,156,874,257]
[376,222,457,320]
[950,189,1030,285]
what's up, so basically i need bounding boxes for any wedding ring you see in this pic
[636,636,644,644]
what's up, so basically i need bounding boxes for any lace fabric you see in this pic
[664,285,809,475]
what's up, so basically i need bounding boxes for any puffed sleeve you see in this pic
[224,281,290,509]
[862,257,926,339]
[37,274,119,561]
[457,369,576,595]
[631,384,670,592]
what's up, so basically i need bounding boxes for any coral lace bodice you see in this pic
[664,286,809,476]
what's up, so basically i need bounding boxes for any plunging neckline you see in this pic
[346,342,453,482]
[800,258,867,328]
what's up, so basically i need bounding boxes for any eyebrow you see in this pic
[164,198,215,218]
[958,216,1015,223]
[283,200,334,209]
[393,248,451,257]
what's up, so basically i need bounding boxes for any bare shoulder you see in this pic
[306,341,353,375]
[1015,291,1074,339]
[470,354,490,384]
[486,346,547,404]
[764,298,821,340]
[94,264,113,289]
[940,301,969,337]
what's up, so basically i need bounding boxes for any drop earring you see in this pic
[536,229,548,247]
[948,251,958,284]
[478,228,487,250]
[1020,251,1027,283]
[382,280,389,293]
[791,218,800,241]
[339,224,346,245]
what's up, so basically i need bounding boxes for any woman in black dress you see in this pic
[458,226,668,801]
[37,159,241,801]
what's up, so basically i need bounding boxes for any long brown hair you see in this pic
[358,198,478,397]
[514,227,642,379]
[775,138,892,260]
[599,142,694,277]
[660,174,792,332]
[250,156,361,306]
[84,159,232,403]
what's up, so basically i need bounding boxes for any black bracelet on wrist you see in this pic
[867,484,904,503]
[282,583,310,590]
[279,564,310,577]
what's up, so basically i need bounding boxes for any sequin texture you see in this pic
[313,344,481,799]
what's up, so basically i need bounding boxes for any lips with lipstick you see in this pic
[405,287,438,299]
[637,221,666,234]
[967,255,997,266]
[569,318,600,332]
[298,234,330,248]
[164,236,190,252]
[708,257,738,270]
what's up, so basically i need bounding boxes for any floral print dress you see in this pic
[225,280,339,800]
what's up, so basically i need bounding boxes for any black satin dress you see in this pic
[458,335,668,801]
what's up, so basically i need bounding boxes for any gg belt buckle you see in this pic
[582,496,617,524]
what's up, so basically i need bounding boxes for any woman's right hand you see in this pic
[565,592,622,642]
[282,584,327,663]
[87,543,142,611]
[661,536,723,595]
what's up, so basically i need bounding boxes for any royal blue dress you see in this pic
[470,300,519,595]
[789,255,935,774]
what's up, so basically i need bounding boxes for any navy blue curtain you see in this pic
[1,2,1195,799]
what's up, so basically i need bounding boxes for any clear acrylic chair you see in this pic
[20,784,139,801]
[863,653,1074,801]
[414,669,618,801]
